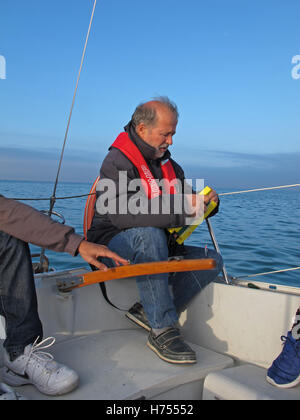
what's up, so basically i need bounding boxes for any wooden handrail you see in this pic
[57,258,216,291]
[79,258,216,289]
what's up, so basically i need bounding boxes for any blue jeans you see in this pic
[105,227,223,329]
[0,231,43,359]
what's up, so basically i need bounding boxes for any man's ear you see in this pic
[136,123,146,139]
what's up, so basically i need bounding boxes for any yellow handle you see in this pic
[168,187,217,244]
[175,200,217,244]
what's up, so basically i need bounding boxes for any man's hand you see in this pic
[78,240,129,271]
[185,189,219,219]
[204,189,219,207]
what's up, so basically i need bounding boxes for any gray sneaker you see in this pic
[147,327,197,364]
[2,337,79,396]
[125,302,151,331]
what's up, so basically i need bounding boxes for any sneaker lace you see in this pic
[26,337,57,370]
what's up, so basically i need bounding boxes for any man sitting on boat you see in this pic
[0,195,128,398]
[87,97,223,365]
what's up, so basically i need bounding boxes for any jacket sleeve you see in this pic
[0,196,83,256]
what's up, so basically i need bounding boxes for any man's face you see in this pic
[137,108,178,159]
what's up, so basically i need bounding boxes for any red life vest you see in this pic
[111,132,179,199]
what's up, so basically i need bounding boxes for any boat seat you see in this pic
[11,329,233,400]
[203,364,300,400]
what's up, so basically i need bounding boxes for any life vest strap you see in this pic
[111,132,179,199]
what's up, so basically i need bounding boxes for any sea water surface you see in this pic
[1,180,300,287]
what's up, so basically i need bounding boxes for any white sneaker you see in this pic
[0,382,27,400]
[1,337,79,396]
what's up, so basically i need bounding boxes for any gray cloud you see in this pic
[0,146,298,189]
[180,150,300,188]
[0,146,104,182]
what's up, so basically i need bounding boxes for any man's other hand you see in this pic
[204,188,219,206]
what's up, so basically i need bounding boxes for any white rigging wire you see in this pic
[38,0,97,271]
[49,0,98,213]
[219,183,300,197]
[218,183,300,282]
[234,267,300,280]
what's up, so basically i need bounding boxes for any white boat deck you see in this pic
[11,330,233,400]
[1,270,300,400]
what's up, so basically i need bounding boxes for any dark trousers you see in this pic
[0,231,43,359]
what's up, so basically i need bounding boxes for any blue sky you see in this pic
[0,0,299,188]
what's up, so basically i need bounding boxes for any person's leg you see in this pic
[107,227,178,329]
[267,306,300,389]
[0,230,43,360]
[0,231,79,396]
[169,245,223,314]
[105,228,198,364]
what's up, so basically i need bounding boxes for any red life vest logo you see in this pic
[141,165,161,198]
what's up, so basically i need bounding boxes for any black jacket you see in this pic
[87,122,218,249]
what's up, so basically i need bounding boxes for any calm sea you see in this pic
[1,180,300,287]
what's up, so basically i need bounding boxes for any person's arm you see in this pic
[0,196,82,254]
[0,196,128,269]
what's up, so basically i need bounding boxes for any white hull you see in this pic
[1,269,300,400]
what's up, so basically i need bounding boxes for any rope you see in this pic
[9,193,95,201]
[219,183,300,197]
[234,267,300,280]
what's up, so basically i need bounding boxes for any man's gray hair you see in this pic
[131,96,179,128]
